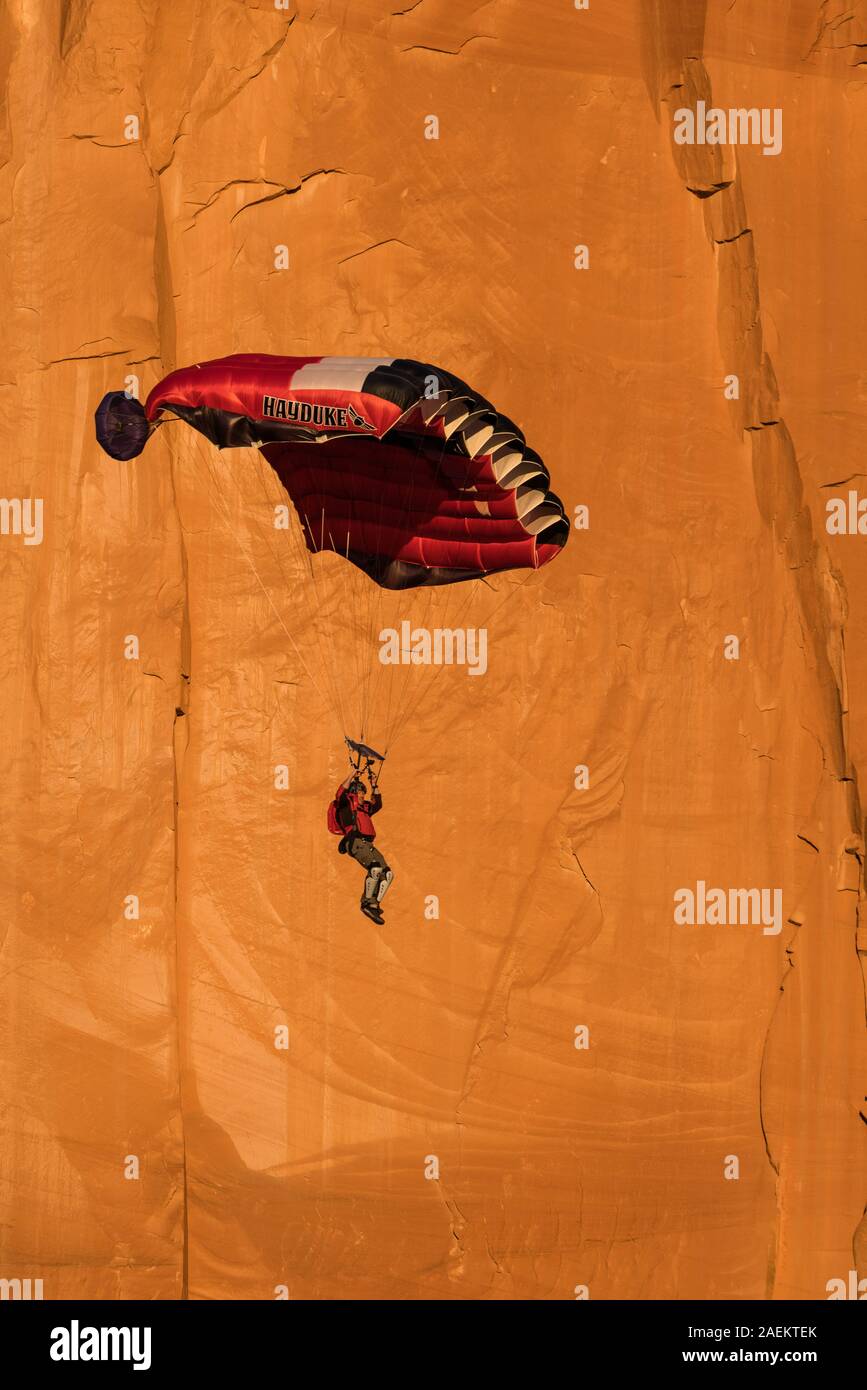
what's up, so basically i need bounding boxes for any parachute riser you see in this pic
[345,735,385,784]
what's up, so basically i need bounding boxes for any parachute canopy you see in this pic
[95,355,568,589]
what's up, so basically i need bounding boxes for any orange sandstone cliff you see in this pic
[0,0,864,1298]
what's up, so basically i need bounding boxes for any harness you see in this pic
[329,736,386,850]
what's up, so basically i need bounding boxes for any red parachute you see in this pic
[95,354,568,589]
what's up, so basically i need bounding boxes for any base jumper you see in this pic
[330,762,394,923]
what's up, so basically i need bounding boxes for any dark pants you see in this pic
[347,834,387,872]
[345,834,391,905]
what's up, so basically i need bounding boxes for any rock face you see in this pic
[1,1,864,1300]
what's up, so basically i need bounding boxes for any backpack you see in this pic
[327,794,355,836]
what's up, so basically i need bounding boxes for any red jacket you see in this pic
[335,783,382,840]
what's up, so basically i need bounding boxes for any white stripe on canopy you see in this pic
[290,358,395,392]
